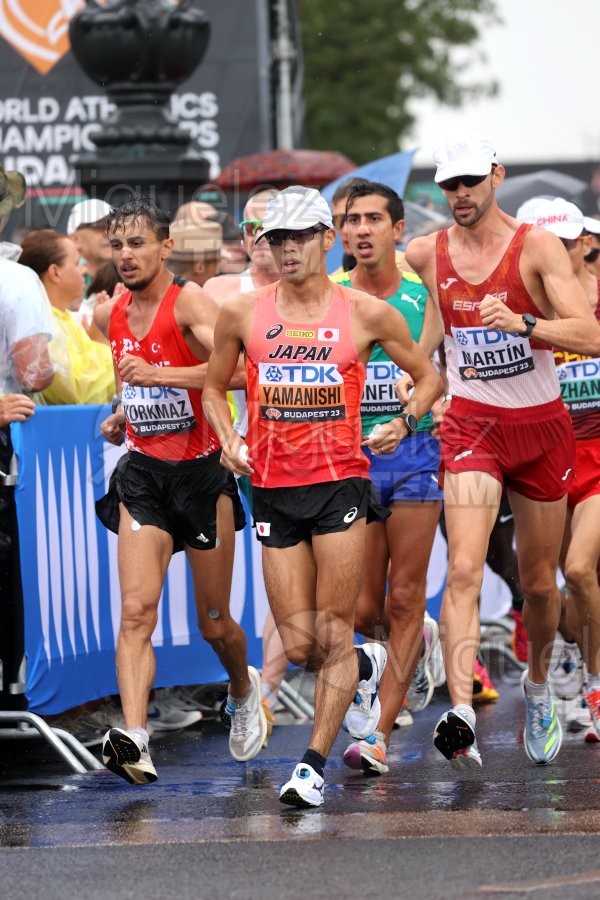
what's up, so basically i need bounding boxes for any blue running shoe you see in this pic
[521,671,562,764]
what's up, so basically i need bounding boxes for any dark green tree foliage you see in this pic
[300,0,500,163]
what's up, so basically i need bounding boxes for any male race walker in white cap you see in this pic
[406,136,600,770]
[203,185,441,807]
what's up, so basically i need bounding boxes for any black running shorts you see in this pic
[96,450,246,551]
[251,477,388,548]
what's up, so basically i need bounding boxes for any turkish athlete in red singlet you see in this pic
[96,198,263,787]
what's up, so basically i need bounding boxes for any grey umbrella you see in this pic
[496,169,587,216]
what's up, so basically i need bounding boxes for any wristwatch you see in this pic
[111,395,122,414]
[398,412,418,435]
[521,312,537,337]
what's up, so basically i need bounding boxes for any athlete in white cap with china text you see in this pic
[406,135,600,770]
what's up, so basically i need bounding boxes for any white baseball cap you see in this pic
[584,215,600,235]
[516,196,584,239]
[67,198,111,234]
[255,186,333,242]
[433,136,499,184]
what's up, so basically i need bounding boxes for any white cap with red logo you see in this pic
[516,196,584,239]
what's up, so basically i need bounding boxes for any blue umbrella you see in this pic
[321,150,416,273]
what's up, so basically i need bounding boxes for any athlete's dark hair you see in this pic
[331,177,370,206]
[345,180,404,225]
[107,196,171,241]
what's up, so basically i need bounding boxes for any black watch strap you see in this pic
[398,412,417,435]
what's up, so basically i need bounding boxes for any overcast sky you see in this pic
[409,0,600,165]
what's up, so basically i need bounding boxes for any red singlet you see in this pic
[245,283,370,488]
[109,278,220,461]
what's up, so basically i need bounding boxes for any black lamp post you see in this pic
[69,0,211,214]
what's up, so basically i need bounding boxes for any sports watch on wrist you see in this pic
[111,395,122,414]
[521,312,537,337]
[398,411,418,435]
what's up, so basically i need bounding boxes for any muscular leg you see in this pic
[353,520,390,640]
[187,493,250,700]
[563,495,600,675]
[310,521,366,757]
[486,518,522,600]
[261,608,289,704]
[509,489,567,683]
[378,501,441,742]
[263,521,366,759]
[116,505,173,730]
[442,471,501,706]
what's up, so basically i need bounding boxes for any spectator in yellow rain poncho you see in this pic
[18,229,115,406]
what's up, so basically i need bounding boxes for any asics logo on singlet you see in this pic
[441,277,458,289]
[343,507,358,524]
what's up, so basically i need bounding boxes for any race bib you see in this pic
[556,356,600,414]
[257,361,346,422]
[122,383,196,436]
[452,326,535,381]
[361,360,404,417]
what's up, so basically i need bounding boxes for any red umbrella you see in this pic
[214,149,356,190]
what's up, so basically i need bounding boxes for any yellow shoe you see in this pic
[473,658,499,703]
[262,701,275,747]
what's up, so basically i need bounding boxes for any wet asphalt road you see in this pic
[0,669,599,900]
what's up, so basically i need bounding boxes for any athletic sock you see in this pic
[128,726,149,748]
[356,646,373,682]
[512,593,525,612]
[301,749,326,778]
[453,703,476,731]
[524,677,549,699]
[586,673,600,692]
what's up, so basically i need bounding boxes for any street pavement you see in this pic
[0,663,599,900]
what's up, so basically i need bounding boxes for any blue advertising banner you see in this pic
[11,405,269,715]
[11,406,512,716]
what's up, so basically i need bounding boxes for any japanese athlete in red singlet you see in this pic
[406,136,600,771]
[96,197,266,786]
[203,186,441,809]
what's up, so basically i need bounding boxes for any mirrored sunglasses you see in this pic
[239,219,262,236]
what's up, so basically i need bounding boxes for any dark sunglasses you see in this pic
[265,225,326,246]
[239,219,262,236]
[332,213,346,230]
[585,246,600,263]
[438,172,489,192]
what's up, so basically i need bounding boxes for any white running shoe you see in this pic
[147,701,202,732]
[406,613,439,713]
[433,708,478,763]
[451,740,482,771]
[566,695,591,733]
[551,640,583,700]
[343,643,387,740]
[343,733,389,775]
[227,666,267,762]
[102,727,158,785]
[279,763,324,808]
